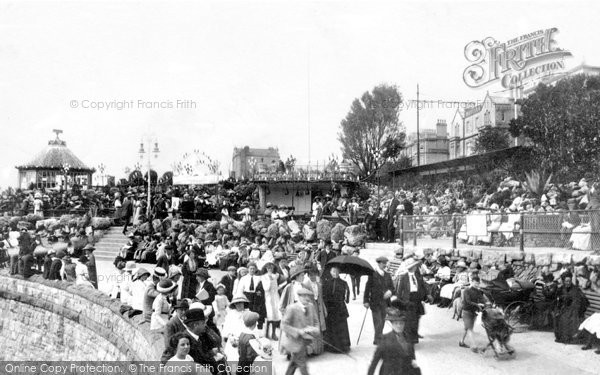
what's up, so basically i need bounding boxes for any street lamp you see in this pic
[97,163,106,186]
[139,137,160,217]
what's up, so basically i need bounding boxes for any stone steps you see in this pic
[94,227,128,261]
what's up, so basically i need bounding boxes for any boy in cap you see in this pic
[281,288,320,375]
[367,308,419,375]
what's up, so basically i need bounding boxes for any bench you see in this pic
[583,289,600,317]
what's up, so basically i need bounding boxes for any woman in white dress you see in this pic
[261,262,281,340]
[75,256,94,288]
[151,279,177,331]
[439,261,469,302]
[221,296,251,368]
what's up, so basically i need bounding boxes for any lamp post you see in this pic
[97,163,106,186]
[139,138,160,217]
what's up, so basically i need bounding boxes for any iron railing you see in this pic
[395,210,600,252]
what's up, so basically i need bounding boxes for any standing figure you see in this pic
[302,266,326,356]
[367,308,420,375]
[281,288,320,375]
[364,256,394,345]
[387,193,400,243]
[391,257,429,344]
[261,262,282,340]
[554,272,589,343]
[322,266,351,353]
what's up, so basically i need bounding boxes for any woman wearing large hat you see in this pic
[439,260,470,305]
[221,295,251,366]
[151,279,178,331]
[278,265,306,316]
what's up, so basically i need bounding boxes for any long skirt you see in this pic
[554,306,585,342]
[324,314,350,353]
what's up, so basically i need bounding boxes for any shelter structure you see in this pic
[15,130,95,190]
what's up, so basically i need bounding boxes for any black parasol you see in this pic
[325,255,374,277]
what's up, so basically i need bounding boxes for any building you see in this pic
[231,146,281,179]
[401,119,449,166]
[15,130,95,190]
[448,93,519,159]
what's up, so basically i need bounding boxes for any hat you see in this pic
[216,283,227,291]
[289,266,306,280]
[266,202,273,207]
[403,257,421,270]
[185,308,206,323]
[229,295,250,308]
[125,261,137,272]
[169,265,182,279]
[297,288,314,297]
[157,279,177,294]
[195,268,210,279]
[455,260,468,269]
[172,299,190,310]
[249,338,273,360]
[227,266,237,272]
[376,256,389,264]
[133,267,150,281]
[78,255,88,264]
[243,311,260,327]
[56,250,66,259]
[385,307,407,322]
[153,267,167,278]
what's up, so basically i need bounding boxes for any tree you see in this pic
[509,74,600,180]
[473,126,510,154]
[338,84,405,178]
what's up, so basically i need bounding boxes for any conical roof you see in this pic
[16,131,94,172]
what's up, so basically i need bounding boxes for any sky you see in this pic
[2,0,600,187]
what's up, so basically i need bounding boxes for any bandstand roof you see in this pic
[15,130,95,172]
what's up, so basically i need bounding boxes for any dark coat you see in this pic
[364,270,394,309]
[367,331,417,375]
[219,274,236,301]
[87,253,98,288]
[161,326,224,374]
[48,259,62,280]
[181,259,199,299]
[393,272,427,315]
[162,315,186,348]
[387,198,400,221]
[121,198,133,219]
[318,250,337,272]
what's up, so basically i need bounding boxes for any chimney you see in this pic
[436,119,447,138]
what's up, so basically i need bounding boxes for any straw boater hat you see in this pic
[403,257,421,270]
[153,267,167,278]
[455,260,468,269]
[125,261,137,272]
[157,279,177,294]
[229,295,250,309]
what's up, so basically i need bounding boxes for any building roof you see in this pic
[233,146,280,158]
[16,131,94,172]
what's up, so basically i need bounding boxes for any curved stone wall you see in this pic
[0,274,163,361]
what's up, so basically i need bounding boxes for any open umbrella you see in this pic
[325,255,374,277]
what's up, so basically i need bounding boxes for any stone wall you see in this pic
[0,273,163,361]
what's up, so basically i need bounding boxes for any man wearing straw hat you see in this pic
[391,257,429,344]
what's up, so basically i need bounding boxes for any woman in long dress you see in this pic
[322,265,351,353]
[181,248,199,299]
[554,272,589,343]
[302,265,326,356]
[261,262,281,340]
[221,295,251,369]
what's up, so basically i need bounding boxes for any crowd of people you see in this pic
[3,173,600,374]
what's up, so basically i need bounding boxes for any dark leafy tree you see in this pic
[473,126,510,154]
[509,74,600,180]
[338,84,405,178]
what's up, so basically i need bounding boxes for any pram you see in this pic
[479,307,515,359]
[480,279,535,331]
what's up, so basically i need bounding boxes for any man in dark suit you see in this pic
[367,308,419,375]
[219,266,237,301]
[121,193,134,234]
[391,257,430,344]
[195,268,217,330]
[317,240,337,277]
[163,299,189,347]
[387,193,400,243]
[364,256,394,345]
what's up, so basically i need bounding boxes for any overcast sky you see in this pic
[2,0,599,187]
